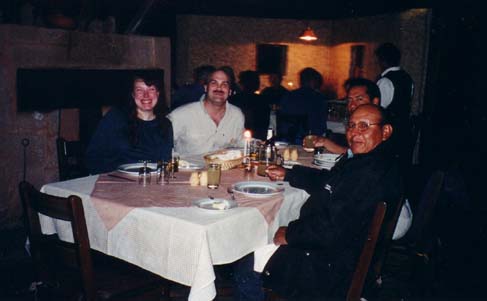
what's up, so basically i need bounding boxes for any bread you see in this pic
[199,171,208,186]
[211,201,227,210]
[189,172,200,186]
[283,148,290,161]
[290,148,299,161]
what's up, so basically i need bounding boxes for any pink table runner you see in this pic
[91,169,283,230]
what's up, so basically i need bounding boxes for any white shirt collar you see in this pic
[381,66,401,77]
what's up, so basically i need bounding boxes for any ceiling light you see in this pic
[299,27,318,41]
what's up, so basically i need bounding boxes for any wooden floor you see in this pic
[0,226,483,301]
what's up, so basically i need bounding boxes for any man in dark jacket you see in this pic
[248,104,401,300]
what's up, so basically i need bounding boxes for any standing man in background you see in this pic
[375,43,415,183]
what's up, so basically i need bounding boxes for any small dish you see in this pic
[230,181,284,198]
[117,163,158,175]
[275,141,289,147]
[178,160,204,171]
[193,198,237,211]
[282,160,301,169]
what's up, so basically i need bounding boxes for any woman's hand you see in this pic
[265,165,286,181]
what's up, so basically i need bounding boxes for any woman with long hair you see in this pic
[85,74,173,174]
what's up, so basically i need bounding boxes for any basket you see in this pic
[204,150,243,171]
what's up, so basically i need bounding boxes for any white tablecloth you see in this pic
[40,175,309,301]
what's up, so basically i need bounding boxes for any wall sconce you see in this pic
[299,26,318,41]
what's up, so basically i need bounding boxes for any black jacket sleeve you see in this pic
[285,165,330,193]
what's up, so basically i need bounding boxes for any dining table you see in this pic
[39,148,318,301]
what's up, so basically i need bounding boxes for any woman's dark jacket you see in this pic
[85,108,173,174]
[263,141,401,297]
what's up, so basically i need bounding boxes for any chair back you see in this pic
[56,137,88,181]
[19,181,96,300]
[346,202,387,301]
[372,195,406,280]
[410,170,445,252]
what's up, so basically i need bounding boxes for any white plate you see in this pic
[193,198,237,211]
[275,141,289,147]
[178,160,204,171]
[230,181,284,198]
[282,160,301,169]
[314,154,341,162]
[117,163,158,175]
[312,161,335,170]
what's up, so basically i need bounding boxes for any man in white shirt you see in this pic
[375,43,415,195]
[168,67,245,156]
[375,43,414,110]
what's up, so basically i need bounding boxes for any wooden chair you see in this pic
[19,181,169,301]
[56,137,89,181]
[371,196,406,287]
[346,202,387,301]
[388,170,446,295]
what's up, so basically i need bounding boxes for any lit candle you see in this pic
[243,130,252,171]
[243,130,252,158]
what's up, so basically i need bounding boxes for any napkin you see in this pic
[232,192,284,225]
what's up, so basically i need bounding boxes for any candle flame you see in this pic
[243,130,252,139]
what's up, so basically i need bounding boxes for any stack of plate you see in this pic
[312,153,341,170]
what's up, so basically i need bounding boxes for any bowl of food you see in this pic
[204,149,243,170]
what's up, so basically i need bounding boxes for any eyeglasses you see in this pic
[346,121,382,132]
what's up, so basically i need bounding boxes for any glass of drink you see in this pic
[257,161,268,177]
[138,166,151,186]
[303,134,316,152]
[207,163,221,189]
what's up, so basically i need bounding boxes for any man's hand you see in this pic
[312,136,329,148]
[273,226,288,245]
[308,136,348,154]
[265,165,286,181]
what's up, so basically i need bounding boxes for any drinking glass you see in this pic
[138,167,151,186]
[171,155,179,178]
[207,163,221,189]
[304,134,316,150]
[156,161,170,184]
[164,161,172,183]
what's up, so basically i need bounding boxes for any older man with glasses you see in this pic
[233,104,402,301]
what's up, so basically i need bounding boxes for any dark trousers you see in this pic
[233,253,264,301]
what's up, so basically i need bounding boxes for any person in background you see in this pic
[221,65,240,97]
[230,70,270,140]
[261,72,288,109]
[171,64,215,110]
[375,42,415,198]
[278,67,327,144]
[168,67,245,156]
[260,72,288,131]
[85,74,173,174]
[233,104,401,301]
[311,78,380,154]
